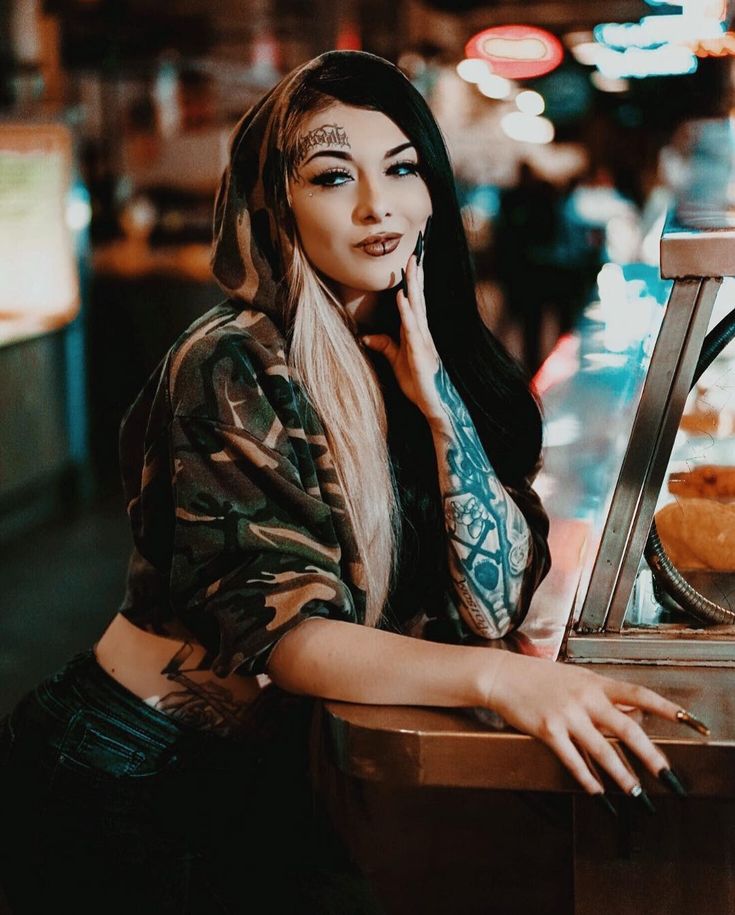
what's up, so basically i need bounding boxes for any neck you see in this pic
[340,287,379,329]
[338,286,397,333]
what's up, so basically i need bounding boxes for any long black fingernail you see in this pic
[630,784,656,815]
[594,793,618,818]
[425,213,432,243]
[400,268,408,297]
[413,230,424,266]
[658,767,687,797]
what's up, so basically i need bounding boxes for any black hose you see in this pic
[644,304,735,625]
[645,523,735,624]
[693,307,735,386]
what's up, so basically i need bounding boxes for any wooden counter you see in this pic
[320,665,735,914]
[323,663,735,797]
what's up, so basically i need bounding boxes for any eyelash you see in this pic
[311,160,422,188]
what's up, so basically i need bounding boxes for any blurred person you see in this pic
[1,50,690,914]
[561,164,641,268]
[495,161,563,372]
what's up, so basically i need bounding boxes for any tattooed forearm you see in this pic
[295,123,350,165]
[433,365,531,638]
[454,576,502,638]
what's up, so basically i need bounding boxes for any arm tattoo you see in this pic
[295,123,350,166]
[434,365,531,638]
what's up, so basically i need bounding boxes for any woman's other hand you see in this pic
[485,652,689,800]
[361,244,446,427]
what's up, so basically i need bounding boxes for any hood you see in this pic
[210,56,314,326]
[210,49,408,329]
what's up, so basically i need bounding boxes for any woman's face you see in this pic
[289,102,433,306]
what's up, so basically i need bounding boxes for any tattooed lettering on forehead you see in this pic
[296,123,350,166]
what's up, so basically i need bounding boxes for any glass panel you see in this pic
[521,263,670,655]
[623,277,735,629]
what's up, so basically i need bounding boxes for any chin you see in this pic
[363,266,402,291]
[340,274,398,293]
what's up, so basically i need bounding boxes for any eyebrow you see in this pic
[302,141,415,167]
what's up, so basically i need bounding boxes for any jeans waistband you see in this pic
[40,650,216,751]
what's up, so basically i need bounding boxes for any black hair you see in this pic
[289,51,543,484]
[283,52,544,629]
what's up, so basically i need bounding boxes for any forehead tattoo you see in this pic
[295,123,350,166]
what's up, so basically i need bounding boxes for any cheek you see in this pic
[298,202,349,267]
[412,184,433,217]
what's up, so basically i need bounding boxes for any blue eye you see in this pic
[390,160,421,177]
[312,168,352,187]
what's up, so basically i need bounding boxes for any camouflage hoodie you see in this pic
[119,53,366,678]
[118,50,550,681]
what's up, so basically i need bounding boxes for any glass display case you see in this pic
[566,213,735,663]
[516,261,672,659]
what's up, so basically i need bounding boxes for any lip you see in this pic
[356,233,402,257]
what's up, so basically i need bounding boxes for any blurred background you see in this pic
[1,0,734,709]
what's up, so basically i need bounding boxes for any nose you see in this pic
[354,175,392,222]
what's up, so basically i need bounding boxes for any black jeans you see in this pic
[0,651,384,915]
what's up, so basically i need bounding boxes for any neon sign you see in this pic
[588,0,723,79]
[689,32,735,57]
[465,25,564,80]
[595,44,698,78]
[595,16,724,50]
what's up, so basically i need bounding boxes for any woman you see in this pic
[1,50,696,914]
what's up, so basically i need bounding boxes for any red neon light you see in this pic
[465,25,564,79]
[532,332,578,396]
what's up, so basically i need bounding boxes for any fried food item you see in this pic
[679,382,734,437]
[679,408,719,437]
[668,465,735,500]
[655,498,735,571]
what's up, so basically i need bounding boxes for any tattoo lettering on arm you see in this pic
[295,123,350,166]
[434,365,531,638]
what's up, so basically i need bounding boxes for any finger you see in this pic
[605,679,682,723]
[404,257,424,317]
[361,334,399,366]
[572,722,640,794]
[406,255,433,343]
[614,703,644,720]
[597,706,671,779]
[600,706,643,732]
[543,731,605,795]
[414,255,427,315]
[600,708,643,737]
[396,281,420,337]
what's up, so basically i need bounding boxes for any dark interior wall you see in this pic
[0,1,14,107]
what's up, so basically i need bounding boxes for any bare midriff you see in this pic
[94,613,264,721]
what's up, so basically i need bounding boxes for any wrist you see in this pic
[471,645,515,712]
[426,412,452,437]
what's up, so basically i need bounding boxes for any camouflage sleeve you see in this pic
[168,413,358,678]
